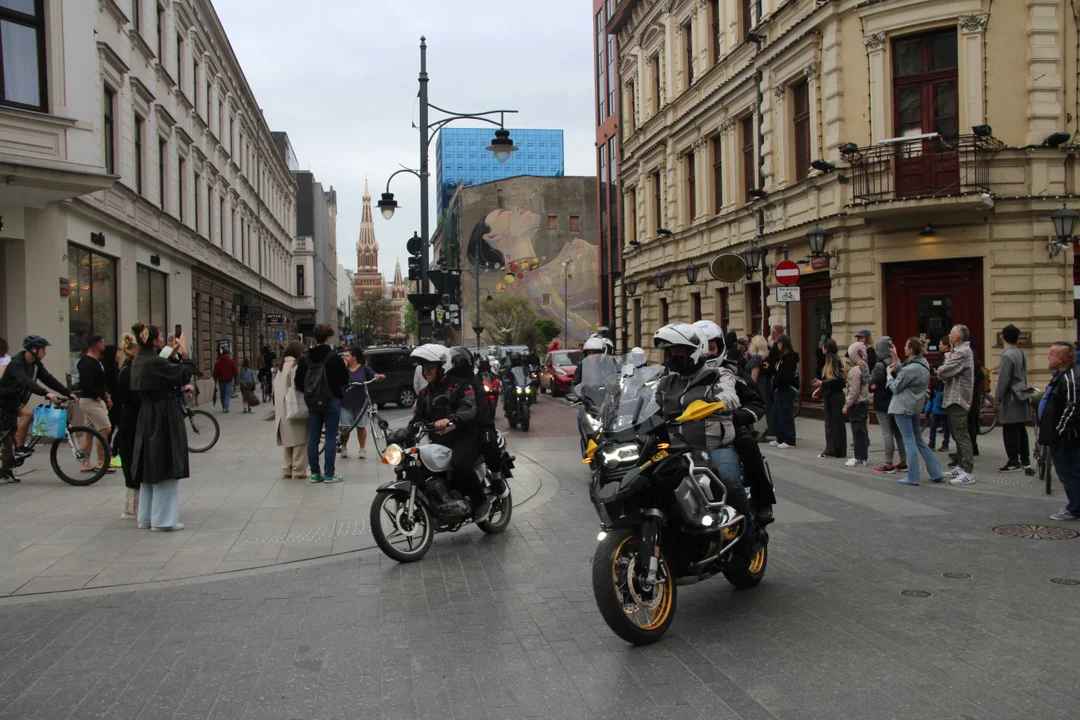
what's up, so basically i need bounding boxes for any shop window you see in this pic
[69,245,117,369]
[137,265,168,330]
[0,0,47,111]
[918,296,952,352]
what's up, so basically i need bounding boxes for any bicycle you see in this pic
[975,392,997,435]
[178,390,220,453]
[0,398,112,486]
[260,372,274,404]
[318,380,389,457]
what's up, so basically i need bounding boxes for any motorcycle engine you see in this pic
[428,478,470,523]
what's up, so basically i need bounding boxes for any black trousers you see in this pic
[434,435,485,507]
[479,426,501,472]
[1002,422,1031,466]
[967,404,979,452]
[849,402,870,461]
[732,433,776,509]
[823,392,847,457]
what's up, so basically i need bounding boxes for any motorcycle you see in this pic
[502,366,532,431]
[582,360,771,645]
[527,361,542,403]
[370,424,515,563]
[480,371,501,418]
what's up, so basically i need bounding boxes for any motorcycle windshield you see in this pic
[575,354,623,407]
[602,364,665,433]
[510,366,527,388]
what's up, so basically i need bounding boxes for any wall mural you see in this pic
[464,208,598,344]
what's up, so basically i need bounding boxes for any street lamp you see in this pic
[624,276,638,296]
[381,36,519,342]
[806,225,828,256]
[741,241,762,280]
[683,262,700,285]
[562,260,573,344]
[652,270,666,290]
[1050,205,1078,258]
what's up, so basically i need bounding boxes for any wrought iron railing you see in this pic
[840,133,1004,203]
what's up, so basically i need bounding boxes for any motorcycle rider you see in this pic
[454,347,509,499]
[572,334,608,385]
[693,320,776,522]
[409,344,490,520]
[654,323,761,553]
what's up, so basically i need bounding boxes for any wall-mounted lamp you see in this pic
[149,254,161,266]
[806,225,840,270]
[683,262,700,285]
[1050,205,1078,259]
[741,241,762,279]
[651,270,666,290]
[625,277,639,296]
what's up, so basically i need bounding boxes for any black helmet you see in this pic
[509,351,522,367]
[478,358,491,373]
[448,347,474,377]
[23,335,50,351]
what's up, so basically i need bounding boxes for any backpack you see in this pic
[303,352,334,412]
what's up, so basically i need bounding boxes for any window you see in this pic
[193,59,200,107]
[103,87,115,174]
[131,0,140,32]
[158,137,166,208]
[547,214,558,230]
[296,265,305,296]
[792,80,810,181]
[741,115,755,202]
[691,292,702,322]
[193,170,201,230]
[660,297,669,325]
[715,288,730,331]
[137,265,167,330]
[569,215,581,232]
[712,135,723,212]
[542,293,551,307]
[0,0,46,110]
[156,4,164,57]
[134,114,144,194]
[205,78,211,120]
[206,182,212,238]
[176,33,182,88]
[68,245,117,366]
[633,298,642,348]
[596,10,606,122]
[217,99,223,138]
[178,156,185,221]
[625,77,635,133]
[218,196,225,246]
[893,29,959,139]
[239,216,245,262]
[651,169,662,233]
[627,187,637,240]
[685,150,696,221]
[747,282,762,336]
[651,54,661,115]
[683,23,694,88]
[741,0,753,39]
[607,34,616,116]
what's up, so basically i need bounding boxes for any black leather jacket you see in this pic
[410,374,477,433]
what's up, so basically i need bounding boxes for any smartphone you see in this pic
[175,324,182,339]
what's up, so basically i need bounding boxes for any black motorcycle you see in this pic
[527,361,541,403]
[584,363,770,645]
[502,366,532,431]
[370,424,515,562]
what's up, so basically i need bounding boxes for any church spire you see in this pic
[393,258,404,286]
[357,179,378,271]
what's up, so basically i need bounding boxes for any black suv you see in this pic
[363,347,417,408]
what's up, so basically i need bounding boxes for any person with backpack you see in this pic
[869,336,908,474]
[293,325,349,483]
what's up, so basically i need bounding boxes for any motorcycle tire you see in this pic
[592,528,676,646]
[520,404,530,432]
[722,543,768,590]
[506,407,518,429]
[477,488,513,534]
[370,490,434,563]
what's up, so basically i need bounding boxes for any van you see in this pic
[362,347,417,408]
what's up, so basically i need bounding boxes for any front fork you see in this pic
[641,509,664,585]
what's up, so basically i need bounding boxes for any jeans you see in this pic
[137,479,180,528]
[928,413,950,448]
[946,404,974,473]
[218,380,234,411]
[1002,423,1031,466]
[771,387,797,446]
[307,397,341,477]
[823,392,846,456]
[879,411,906,464]
[709,448,756,524]
[893,414,943,485]
[848,402,869,461]
[1049,447,1080,516]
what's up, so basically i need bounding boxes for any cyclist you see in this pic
[0,336,70,456]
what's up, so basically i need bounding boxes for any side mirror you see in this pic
[565,393,580,403]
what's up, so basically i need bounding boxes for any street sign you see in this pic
[266,313,283,326]
[775,260,800,286]
[709,253,747,282]
[775,286,801,303]
[276,330,286,342]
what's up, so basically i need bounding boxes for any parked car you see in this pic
[540,350,583,397]
[363,347,418,408]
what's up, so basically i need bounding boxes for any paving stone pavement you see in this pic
[0,401,1077,719]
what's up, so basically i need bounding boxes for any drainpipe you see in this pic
[755,68,767,336]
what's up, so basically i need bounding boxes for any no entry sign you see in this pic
[775,260,800,286]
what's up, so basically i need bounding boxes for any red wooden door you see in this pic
[884,259,983,364]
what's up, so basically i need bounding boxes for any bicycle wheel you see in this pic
[793,393,802,418]
[185,409,220,453]
[370,415,387,455]
[976,393,997,435]
[50,426,110,486]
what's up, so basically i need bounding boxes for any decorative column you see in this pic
[1025,1,1063,145]
[959,14,988,130]
[769,83,786,189]
[864,32,888,143]
[805,60,822,162]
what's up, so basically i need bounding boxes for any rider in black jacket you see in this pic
[0,336,69,452]
[456,348,509,499]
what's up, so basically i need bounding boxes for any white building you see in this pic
[337,262,354,331]
[0,0,300,389]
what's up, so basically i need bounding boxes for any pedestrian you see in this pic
[273,341,309,479]
[843,343,871,467]
[1038,342,1080,520]
[887,337,944,486]
[724,331,746,371]
[212,348,238,413]
[746,334,774,439]
[937,324,976,485]
[340,347,385,459]
[294,324,349,483]
[237,359,257,413]
[927,337,951,451]
[870,336,908,474]
[765,324,785,438]
[114,333,140,517]
[855,329,876,369]
[968,338,986,457]
[76,334,114,474]
[0,337,9,379]
[102,342,121,468]
[812,338,846,458]
[129,323,198,531]
[770,334,799,448]
[994,324,1032,472]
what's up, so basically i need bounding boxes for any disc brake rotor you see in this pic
[391,504,423,538]
[618,555,662,613]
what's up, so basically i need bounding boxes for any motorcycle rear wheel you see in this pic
[370,491,434,563]
[722,544,768,589]
[477,487,513,534]
[592,528,676,645]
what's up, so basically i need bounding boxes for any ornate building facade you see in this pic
[388,259,408,341]
[352,180,387,300]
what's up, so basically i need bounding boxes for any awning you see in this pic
[0,159,118,208]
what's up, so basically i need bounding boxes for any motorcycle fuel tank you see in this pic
[419,444,454,473]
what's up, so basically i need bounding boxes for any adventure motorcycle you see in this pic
[581,361,771,645]
[502,366,532,431]
[370,424,515,562]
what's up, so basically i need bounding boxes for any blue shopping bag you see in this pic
[31,406,67,439]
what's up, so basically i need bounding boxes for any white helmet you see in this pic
[692,320,725,355]
[653,322,706,371]
[410,344,452,374]
[583,335,607,353]
[628,346,648,368]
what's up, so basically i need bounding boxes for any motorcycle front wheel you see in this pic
[592,528,676,645]
[370,490,434,563]
[520,403,531,432]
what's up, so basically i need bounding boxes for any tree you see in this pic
[533,318,561,351]
[403,303,418,343]
[354,292,393,346]
[480,295,536,346]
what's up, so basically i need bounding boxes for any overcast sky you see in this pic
[213,0,596,282]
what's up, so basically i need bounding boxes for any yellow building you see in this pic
[613,0,1077,387]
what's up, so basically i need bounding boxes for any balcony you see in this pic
[841,133,1004,204]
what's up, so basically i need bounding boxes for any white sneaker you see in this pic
[359,448,367,459]
[949,473,976,486]
[769,440,778,447]
[776,443,794,449]
[340,448,348,458]
[136,522,150,529]
[120,512,137,519]
[150,523,185,531]
[844,458,868,467]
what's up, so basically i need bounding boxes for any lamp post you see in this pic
[562,260,573,344]
[379,36,518,343]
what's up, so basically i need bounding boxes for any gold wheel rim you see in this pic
[611,535,673,631]
[748,546,766,575]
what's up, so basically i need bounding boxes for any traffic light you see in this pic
[407,256,420,281]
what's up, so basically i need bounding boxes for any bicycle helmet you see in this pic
[410,344,451,379]
[653,323,706,375]
[582,335,606,355]
[23,335,50,350]
[692,320,725,357]
[448,347,474,377]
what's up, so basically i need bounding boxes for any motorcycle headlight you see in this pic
[516,387,523,394]
[601,444,640,467]
[555,368,567,377]
[383,444,404,466]
[525,386,532,394]
[483,383,490,392]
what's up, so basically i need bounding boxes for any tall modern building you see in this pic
[436,128,564,215]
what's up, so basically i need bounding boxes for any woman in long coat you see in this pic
[114,333,139,518]
[129,323,198,531]
[274,341,309,478]
[994,324,1032,469]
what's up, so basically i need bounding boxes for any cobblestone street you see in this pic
[0,397,1077,719]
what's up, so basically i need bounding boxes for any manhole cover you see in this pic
[942,572,971,579]
[1049,578,1080,586]
[992,524,1080,540]
[901,589,931,597]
